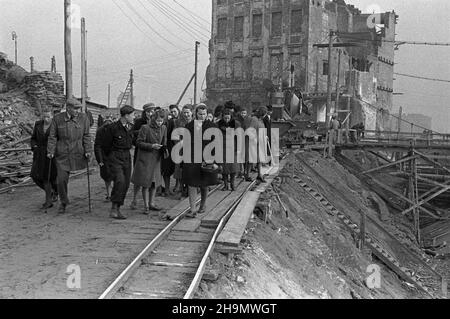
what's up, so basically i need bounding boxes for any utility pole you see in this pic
[81,17,86,111]
[130,69,134,107]
[335,49,341,114]
[325,30,335,124]
[30,57,34,72]
[108,84,111,108]
[11,31,17,65]
[64,0,73,99]
[194,41,200,105]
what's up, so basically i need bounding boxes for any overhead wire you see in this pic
[111,0,166,51]
[147,0,210,46]
[394,72,450,83]
[154,0,211,35]
[336,33,450,46]
[173,0,211,26]
[122,0,181,49]
[135,0,192,46]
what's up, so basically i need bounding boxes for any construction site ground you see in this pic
[0,150,448,299]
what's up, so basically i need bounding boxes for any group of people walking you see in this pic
[30,97,273,220]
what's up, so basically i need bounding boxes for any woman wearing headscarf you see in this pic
[160,105,179,197]
[217,109,241,191]
[182,104,220,218]
[131,110,167,214]
[30,109,58,209]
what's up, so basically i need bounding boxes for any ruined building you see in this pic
[206,0,397,130]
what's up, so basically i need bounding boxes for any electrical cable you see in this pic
[395,72,450,83]
[173,0,211,26]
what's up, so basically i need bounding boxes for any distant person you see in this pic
[30,109,57,209]
[47,98,92,214]
[102,105,136,220]
[263,105,273,164]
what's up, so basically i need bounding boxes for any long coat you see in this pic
[182,120,220,187]
[30,120,57,183]
[217,118,241,175]
[94,122,113,182]
[131,122,167,188]
[172,117,190,180]
[47,112,92,172]
[241,115,266,163]
[161,118,176,177]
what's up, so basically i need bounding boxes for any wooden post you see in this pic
[30,56,34,72]
[335,49,341,114]
[81,17,86,111]
[64,0,73,99]
[51,56,56,73]
[194,41,200,105]
[325,30,334,125]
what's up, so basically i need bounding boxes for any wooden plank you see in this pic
[167,231,213,243]
[201,181,250,227]
[216,191,260,247]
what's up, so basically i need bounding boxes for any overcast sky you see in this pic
[0,0,449,132]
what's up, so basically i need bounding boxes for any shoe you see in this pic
[114,207,127,220]
[245,176,253,182]
[143,207,150,215]
[186,210,197,218]
[230,183,236,191]
[41,203,53,209]
[130,200,137,210]
[52,194,58,202]
[222,183,229,191]
[256,176,266,183]
[198,207,206,215]
[149,205,162,212]
[58,204,66,214]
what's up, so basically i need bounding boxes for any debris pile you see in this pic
[24,72,65,110]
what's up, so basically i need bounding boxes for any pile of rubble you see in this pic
[24,71,65,110]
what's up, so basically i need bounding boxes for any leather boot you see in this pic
[222,174,229,191]
[115,205,127,220]
[198,187,208,214]
[110,203,118,219]
[230,174,236,191]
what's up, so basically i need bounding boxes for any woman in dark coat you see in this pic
[217,109,241,191]
[182,104,220,218]
[30,109,57,209]
[160,105,179,196]
[131,110,167,214]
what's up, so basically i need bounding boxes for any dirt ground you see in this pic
[197,151,448,299]
[0,169,178,299]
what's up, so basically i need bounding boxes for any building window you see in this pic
[271,12,282,37]
[217,0,227,6]
[252,14,263,38]
[291,9,302,34]
[234,16,244,40]
[233,57,243,80]
[252,56,263,80]
[217,59,227,79]
[323,60,329,75]
[217,18,227,40]
[270,54,283,81]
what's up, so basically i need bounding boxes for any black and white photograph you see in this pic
[0,0,449,304]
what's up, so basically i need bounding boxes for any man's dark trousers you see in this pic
[56,163,71,206]
[109,150,132,207]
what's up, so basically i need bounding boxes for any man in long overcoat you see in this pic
[47,98,93,214]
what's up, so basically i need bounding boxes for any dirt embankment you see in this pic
[198,151,443,299]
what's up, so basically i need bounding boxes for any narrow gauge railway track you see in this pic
[99,179,260,299]
[294,154,447,299]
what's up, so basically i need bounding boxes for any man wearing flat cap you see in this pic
[102,105,136,219]
[47,97,93,214]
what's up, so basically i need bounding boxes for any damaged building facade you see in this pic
[206,0,397,131]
